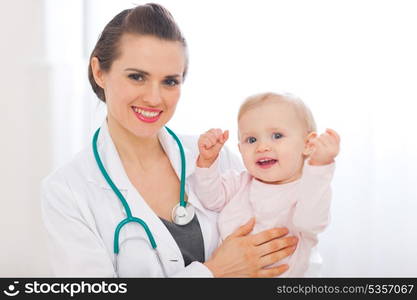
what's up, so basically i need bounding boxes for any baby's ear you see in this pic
[237,143,242,154]
[303,132,317,156]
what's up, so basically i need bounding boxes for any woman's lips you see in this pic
[256,158,278,169]
[131,106,162,123]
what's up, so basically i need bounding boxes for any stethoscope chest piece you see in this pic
[172,202,195,226]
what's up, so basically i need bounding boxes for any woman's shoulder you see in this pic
[42,146,95,190]
[40,146,97,218]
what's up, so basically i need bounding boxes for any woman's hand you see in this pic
[197,128,229,168]
[204,218,298,277]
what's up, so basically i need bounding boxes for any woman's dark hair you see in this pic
[88,3,188,102]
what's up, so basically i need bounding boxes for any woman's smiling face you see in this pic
[93,33,186,138]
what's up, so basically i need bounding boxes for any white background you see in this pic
[1,0,416,277]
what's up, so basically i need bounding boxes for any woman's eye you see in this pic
[128,73,144,81]
[164,79,179,86]
[246,137,257,144]
[272,132,283,139]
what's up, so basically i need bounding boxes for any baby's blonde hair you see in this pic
[237,92,317,134]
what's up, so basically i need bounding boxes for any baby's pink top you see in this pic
[192,159,335,277]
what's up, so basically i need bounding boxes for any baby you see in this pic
[192,92,340,277]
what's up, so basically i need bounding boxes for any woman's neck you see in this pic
[107,117,164,171]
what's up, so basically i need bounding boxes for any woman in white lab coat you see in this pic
[41,3,298,277]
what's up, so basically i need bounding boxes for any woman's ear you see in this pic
[91,57,105,89]
[303,132,317,156]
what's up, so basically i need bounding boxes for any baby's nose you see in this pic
[256,142,271,153]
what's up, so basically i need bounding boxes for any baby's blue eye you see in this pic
[246,137,257,144]
[272,132,283,139]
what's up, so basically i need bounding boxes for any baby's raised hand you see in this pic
[308,128,340,166]
[197,128,229,168]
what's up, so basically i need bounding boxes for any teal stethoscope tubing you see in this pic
[92,126,186,261]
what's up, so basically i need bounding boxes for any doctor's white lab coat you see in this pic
[41,121,243,277]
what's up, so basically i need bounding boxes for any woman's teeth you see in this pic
[132,107,160,117]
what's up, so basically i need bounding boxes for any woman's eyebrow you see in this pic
[165,74,182,81]
[124,68,149,75]
[124,68,181,79]
[165,74,181,79]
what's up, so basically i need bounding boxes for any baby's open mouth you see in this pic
[256,158,278,166]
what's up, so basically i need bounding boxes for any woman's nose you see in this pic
[142,82,162,105]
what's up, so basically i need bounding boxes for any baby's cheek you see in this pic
[285,151,305,170]
[241,151,252,164]
[241,155,253,171]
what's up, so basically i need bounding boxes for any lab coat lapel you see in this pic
[95,121,130,192]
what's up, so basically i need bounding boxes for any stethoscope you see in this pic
[92,126,195,277]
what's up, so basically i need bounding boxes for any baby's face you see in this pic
[238,101,308,184]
